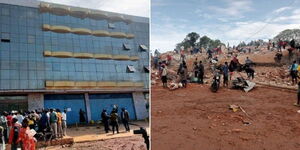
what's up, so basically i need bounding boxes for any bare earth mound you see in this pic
[151,84,300,150]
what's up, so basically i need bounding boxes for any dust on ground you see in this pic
[151,83,300,150]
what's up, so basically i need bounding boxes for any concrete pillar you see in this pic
[84,93,91,122]
[132,92,148,120]
[28,93,44,111]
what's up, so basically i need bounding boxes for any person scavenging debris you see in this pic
[290,60,298,85]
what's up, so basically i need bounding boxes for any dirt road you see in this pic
[42,135,147,150]
[151,83,300,150]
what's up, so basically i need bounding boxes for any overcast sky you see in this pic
[152,0,300,52]
[42,0,150,17]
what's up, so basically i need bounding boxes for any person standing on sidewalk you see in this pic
[0,112,8,142]
[6,112,13,139]
[62,110,67,136]
[17,118,36,150]
[56,109,63,138]
[101,109,110,133]
[49,109,57,139]
[121,108,130,132]
[8,118,21,150]
[110,110,119,134]
[79,109,86,124]
[0,126,4,150]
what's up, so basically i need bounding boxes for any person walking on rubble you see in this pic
[290,61,298,85]
[245,57,253,66]
[198,61,204,84]
[222,62,229,87]
[161,65,168,88]
[295,82,300,107]
[180,65,188,88]
[180,49,185,62]
[193,58,199,78]
[275,52,283,63]
[207,49,212,59]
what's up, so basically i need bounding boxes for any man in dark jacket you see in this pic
[101,109,110,133]
[121,108,130,132]
[198,61,204,84]
[222,62,229,87]
[110,110,119,134]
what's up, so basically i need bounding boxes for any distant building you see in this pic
[0,0,149,124]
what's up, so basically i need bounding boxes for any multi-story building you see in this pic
[0,0,149,124]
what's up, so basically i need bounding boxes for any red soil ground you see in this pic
[43,135,147,150]
[151,83,300,150]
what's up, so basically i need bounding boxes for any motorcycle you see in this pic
[210,72,220,92]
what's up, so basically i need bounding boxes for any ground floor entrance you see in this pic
[0,95,28,112]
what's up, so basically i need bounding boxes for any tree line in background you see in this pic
[175,29,300,52]
[175,32,225,51]
[238,29,300,48]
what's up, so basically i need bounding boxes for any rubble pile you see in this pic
[254,66,294,86]
[152,45,299,89]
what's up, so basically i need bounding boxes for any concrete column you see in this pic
[84,93,91,122]
[28,93,44,111]
[132,92,148,120]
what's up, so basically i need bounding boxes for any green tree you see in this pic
[186,32,200,47]
[210,39,223,48]
[198,35,211,49]
[176,32,200,50]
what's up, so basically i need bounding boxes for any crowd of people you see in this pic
[0,106,132,149]
[0,109,67,150]
[157,50,256,90]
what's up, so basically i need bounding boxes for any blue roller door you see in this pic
[89,93,136,122]
[44,94,86,125]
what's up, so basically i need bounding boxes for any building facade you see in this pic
[0,0,149,124]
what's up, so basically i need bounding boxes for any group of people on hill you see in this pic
[0,109,67,150]
[158,50,256,89]
[101,106,131,134]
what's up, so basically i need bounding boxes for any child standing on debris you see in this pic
[161,65,168,88]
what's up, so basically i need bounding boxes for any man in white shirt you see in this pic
[16,112,24,124]
[62,110,67,136]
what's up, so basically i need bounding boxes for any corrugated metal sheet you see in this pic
[89,93,136,122]
[44,94,86,125]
